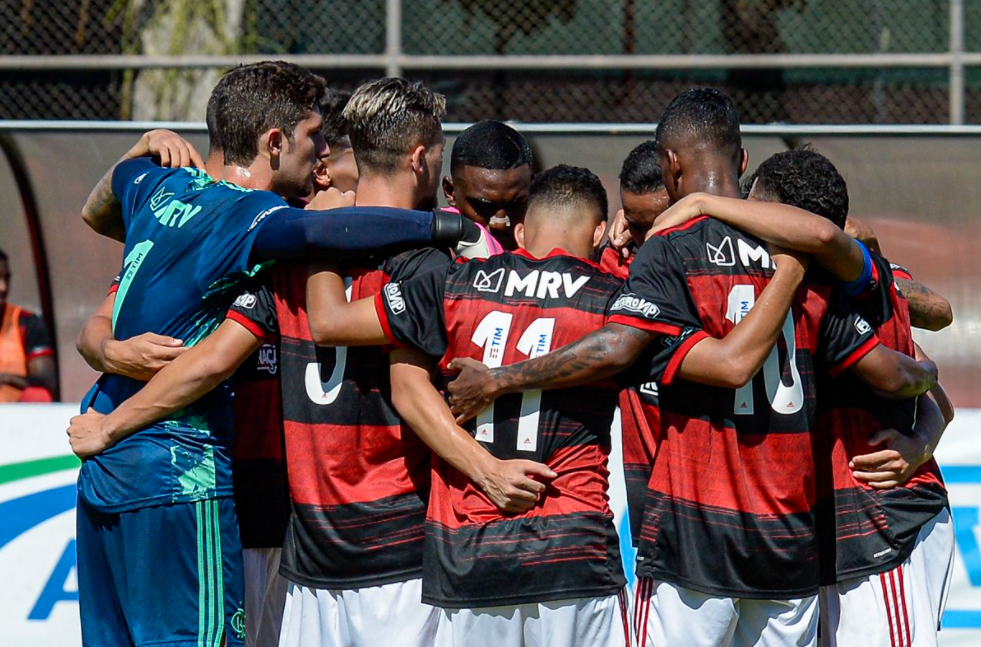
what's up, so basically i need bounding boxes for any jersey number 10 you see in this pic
[470,311,556,452]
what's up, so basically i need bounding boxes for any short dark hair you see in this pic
[655,87,742,163]
[451,120,532,173]
[0,247,7,263]
[320,88,352,149]
[748,148,850,229]
[205,90,221,153]
[619,140,663,194]
[344,77,446,175]
[210,61,326,166]
[528,164,608,223]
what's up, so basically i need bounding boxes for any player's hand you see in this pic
[844,216,882,255]
[649,192,707,238]
[474,458,558,513]
[128,129,206,169]
[307,187,356,211]
[104,333,187,381]
[608,209,631,259]
[67,408,115,459]
[850,428,930,489]
[767,243,810,276]
[447,357,499,424]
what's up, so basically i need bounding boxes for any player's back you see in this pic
[78,161,289,513]
[815,254,947,581]
[413,250,626,607]
[617,216,876,598]
[272,251,447,590]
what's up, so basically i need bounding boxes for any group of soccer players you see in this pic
[64,60,956,647]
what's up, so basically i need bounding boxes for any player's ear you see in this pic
[739,148,749,176]
[442,176,456,206]
[592,219,608,251]
[514,222,527,250]
[313,159,331,192]
[263,128,284,162]
[410,145,427,176]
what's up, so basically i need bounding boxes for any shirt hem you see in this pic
[77,488,234,513]
[636,567,818,600]
[423,581,626,610]
[279,564,423,591]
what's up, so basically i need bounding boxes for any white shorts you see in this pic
[433,589,632,647]
[818,508,954,647]
[634,578,817,647]
[279,577,439,647]
[243,547,290,647]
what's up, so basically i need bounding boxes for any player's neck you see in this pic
[222,162,274,192]
[204,150,225,181]
[681,167,742,200]
[524,229,590,261]
[354,173,422,210]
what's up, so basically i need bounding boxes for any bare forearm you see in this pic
[912,392,947,465]
[392,369,496,481]
[679,261,804,387]
[77,314,115,373]
[896,278,953,331]
[82,168,126,242]
[490,324,651,395]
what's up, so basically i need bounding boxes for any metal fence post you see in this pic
[950,0,965,125]
[386,0,403,78]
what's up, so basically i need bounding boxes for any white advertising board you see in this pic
[0,404,978,646]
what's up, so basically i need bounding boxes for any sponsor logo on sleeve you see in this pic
[473,268,505,293]
[385,282,406,314]
[233,293,257,309]
[855,317,872,335]
[248,204,288,232]
[610,294,661,319]
[134,171,150,185]
[256,343,278,375]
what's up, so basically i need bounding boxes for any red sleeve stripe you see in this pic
[107,284,119,295]
[828,336,880,377]
[226,310,277,344]
[607,314,683,337]
[373,292,404,348]
[26,348,54,360]
[661,330,712,386]
[892,268,913,282]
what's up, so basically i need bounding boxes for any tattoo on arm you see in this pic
[82,168,125,241]
[495,324,653,392]
[896,278,953,331]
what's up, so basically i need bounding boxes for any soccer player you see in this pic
[312,88,359,196]
[68,63,473,647]
[442,120,533,253]
[601,139,671,274]
[445,88,940,647]
[0,246,57,401]
[597,141,671,545]
[650,148,955,647]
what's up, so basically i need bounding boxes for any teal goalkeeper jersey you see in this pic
[79,158,287,512]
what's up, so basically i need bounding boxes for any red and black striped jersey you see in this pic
[814,251,948,583]
[377,248,627,608]
[608,216,879,598]
[600,245,662,547]
[225,277,290,549]
[229,248,450,589]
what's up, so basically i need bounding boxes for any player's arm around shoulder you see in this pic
[389,348,555,513]
[305,260,388,347]
[68,317,262,459]
[81,129,204,242]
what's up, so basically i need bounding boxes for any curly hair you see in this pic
[747,148,849,229]
[210,61,326,167]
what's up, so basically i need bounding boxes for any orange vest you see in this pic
[0,304,28,402]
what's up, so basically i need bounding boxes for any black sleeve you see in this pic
[384,247,453,283]
[818,287,880,377]
[250,206,436,261]
[607,235,702,336]
[378,263,452,359]
[227,272,278,341]
[20,311,53,359]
